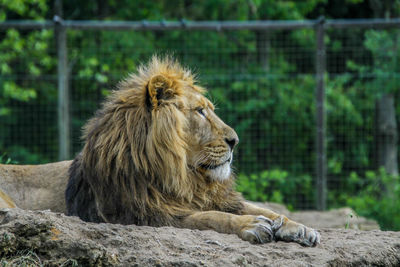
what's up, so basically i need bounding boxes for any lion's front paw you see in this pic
[238,215,274,244]
[273,216,320,247]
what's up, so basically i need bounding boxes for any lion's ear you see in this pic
[146,74,179,109]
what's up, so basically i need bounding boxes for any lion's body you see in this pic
[67,154,244,226]
[0,161,70,212]
[66,57,244,226]
[66,56,320,246]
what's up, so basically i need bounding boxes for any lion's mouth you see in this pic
[199,157,231,170]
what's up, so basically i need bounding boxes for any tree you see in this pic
[369,0,399,176]
[0,0,56,162]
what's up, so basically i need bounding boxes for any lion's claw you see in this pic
[273,217,320,247]
[240,215,274,244]
[272,215,284,231]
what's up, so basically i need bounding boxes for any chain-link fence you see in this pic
[1,19,399,210]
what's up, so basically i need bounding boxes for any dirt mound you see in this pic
[0,208,399,266]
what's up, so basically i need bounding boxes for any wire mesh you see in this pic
[325,27,400,208]
[1,22,399,210]
[0,28,58,163]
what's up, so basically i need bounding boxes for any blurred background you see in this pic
[1,0,400,230]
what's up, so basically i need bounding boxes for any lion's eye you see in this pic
[196,107,206,117]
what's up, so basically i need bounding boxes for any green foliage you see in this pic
[0,0,48,21]
[347,30,400,96]
[324,29,400,230]
[210,72,316,174]
[1,0,400,231]
[0,0,55,163]
[236,169,313,210]
[331,169,400,230]
[0,153,14,164]
[326,74,375,174]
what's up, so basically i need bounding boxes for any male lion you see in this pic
[66,56,320,246]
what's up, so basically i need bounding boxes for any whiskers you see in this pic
[192,151,212,168]
[192,149,232,169]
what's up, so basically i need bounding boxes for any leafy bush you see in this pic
[236,169,313,210]
[339,169,400,230]
[0,153,13,164]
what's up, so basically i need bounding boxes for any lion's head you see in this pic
[68,56,240,224]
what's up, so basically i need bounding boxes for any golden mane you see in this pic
[66,56,239,225]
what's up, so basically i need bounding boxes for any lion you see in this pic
[66,56,320,246]
[0,161,70,212]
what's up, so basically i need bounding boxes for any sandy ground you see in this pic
[0,208,399,266]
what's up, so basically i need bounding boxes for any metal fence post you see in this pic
[315,16,327,211]
[55,0,70,161]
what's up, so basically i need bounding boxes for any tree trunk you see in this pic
[376,93,398,176]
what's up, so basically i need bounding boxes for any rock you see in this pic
[0,208,399,266]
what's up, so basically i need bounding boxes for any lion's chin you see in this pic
[206,162,231,182]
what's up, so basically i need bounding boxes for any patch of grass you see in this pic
[0,250,43,267]
[0,153,13,165]
[0,250,78,267]
[59,259,78,267]
[345,212,356,229]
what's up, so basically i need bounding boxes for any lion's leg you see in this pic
[239,202,320,247]
[181,211,274,244]
[0,189,16,208]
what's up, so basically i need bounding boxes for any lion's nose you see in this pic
[225,137,239,151]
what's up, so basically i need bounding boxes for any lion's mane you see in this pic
[66,56,243,226]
